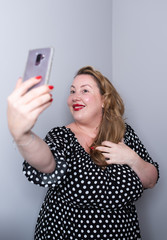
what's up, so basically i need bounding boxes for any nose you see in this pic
[72,92,81,102]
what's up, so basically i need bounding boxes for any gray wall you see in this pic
[0,0,165,240]
[0,1,112,240]
[112,1,166,239]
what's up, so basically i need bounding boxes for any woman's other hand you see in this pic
[96,140,158,188]
[95,140,136,166]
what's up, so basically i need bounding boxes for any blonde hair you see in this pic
[75,66,125,167]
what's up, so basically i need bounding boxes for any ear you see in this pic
[101,95,105,108]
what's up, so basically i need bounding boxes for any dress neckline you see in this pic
[63,126,91,156]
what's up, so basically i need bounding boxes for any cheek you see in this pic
[67,96,71,107]
[83,95,92,103]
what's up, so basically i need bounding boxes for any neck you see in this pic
[74,121,100,138]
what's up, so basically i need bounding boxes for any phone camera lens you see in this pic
[35,54,45,65]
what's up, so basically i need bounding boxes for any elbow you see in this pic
[142,180,156,189]
[39,155,56,173]
[145,181,156,189]
[142,168,159,189]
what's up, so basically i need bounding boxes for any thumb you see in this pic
[15,77,23,90]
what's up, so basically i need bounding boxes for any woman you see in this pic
[7,66,159,239]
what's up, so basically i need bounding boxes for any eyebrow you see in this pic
[70,84,93,88]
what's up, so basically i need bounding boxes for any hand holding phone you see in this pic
[23,47,54,89]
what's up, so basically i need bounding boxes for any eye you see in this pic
[82,89,89,93]
[70,89,75,94]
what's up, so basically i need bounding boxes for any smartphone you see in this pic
[23,47,54,89]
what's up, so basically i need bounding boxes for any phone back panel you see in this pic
[23,47,54,88]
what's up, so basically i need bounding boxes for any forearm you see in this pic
[129,152,158,189]
[15,132,56,173]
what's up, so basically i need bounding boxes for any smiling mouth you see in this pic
[73,104,85,111]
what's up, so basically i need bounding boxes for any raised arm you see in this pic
[7,77,56,173]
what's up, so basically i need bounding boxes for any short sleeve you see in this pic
[23,127,70,188]
[124,123,159,181]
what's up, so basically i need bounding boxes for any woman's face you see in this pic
[67,74,104,126]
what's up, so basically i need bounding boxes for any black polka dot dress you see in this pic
[23,124,159,240]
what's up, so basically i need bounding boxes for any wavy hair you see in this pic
[75,66,125,167]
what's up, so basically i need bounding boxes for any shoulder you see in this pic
[124,122,140,144]
[45,126,75,141]
[124,122,136,136]
[124,123,145,151]
[65,122,78,134]
[44,126,76,153]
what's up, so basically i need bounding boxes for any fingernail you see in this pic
[35,75,42,79]
[90,146,95,150]
[49,98,53,102]
[48,85,54,90]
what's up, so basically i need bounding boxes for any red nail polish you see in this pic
[48,85,54,90]
[49,98,53,102]
[35,75,42,79]
[90,146,95,150]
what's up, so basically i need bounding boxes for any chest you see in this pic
[74,132,94,154]
[57,145,143,210]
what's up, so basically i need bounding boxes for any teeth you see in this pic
[73,105,85,110]
[75,106,82,108]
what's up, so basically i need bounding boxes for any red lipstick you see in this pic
[73,104,85,111]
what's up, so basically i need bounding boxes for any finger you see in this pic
[101,152,111,159]
[14,77,42,97]
[25,93,52,112]
[95,146,110,153]
[21,85,52,105]
[29,100,53,120]
[118,141,124,146]
[105,159,113,165]
[101,141,116,148]
[22,83,54,105]
[15,77,23,90]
